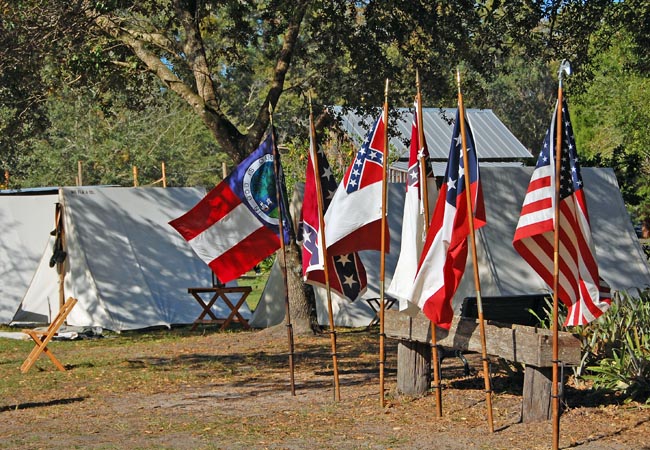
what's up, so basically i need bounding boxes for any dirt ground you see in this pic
[1,326,649,449]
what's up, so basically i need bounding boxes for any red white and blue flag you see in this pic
[408,109,485,329]
[169,132,292,283]
[387,102,438,313]
[513,99,611,326]
[300,124,367,301]
[324,112,388,256]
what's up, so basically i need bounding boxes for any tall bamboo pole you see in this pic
[269,104,296,396]
[133,166,139,187]
[456,69,494,432]
[552,59,572,450]
[77,161,83,186]
[378,79,390,407]
[309,95,342,401]
[416,70,442,417]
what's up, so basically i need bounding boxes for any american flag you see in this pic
[513,99,611,326]
[408,109,485,329]
[324,111,388,256]
[300,117,367,302]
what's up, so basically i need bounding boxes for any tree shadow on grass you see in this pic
[0,397,86,412]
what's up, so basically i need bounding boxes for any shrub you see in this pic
[577,289,650,403]
[531,288,650,403]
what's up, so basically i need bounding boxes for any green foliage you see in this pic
[480,55,557,154]
[572,31,650,224]
[12,87,230,189]
[576,290,650,403]
[531,290,650,403]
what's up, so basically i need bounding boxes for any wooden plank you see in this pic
[385,309,581,367]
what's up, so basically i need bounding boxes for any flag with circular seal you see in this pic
[170,132,292,283]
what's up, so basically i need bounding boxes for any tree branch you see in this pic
[249,1,310,150]
[92,10,246,162]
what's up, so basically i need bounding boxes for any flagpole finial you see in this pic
[456,68,461,93]
[416,69,420,89]
[558,60,571,87]
[384,78,390,98]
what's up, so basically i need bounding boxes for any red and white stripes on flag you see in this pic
[408,109,485,329]
[324,112,388,256]
[300,118,367,302]
[513,99,611,326]
[387,101,437,313]
[169,133,292,284]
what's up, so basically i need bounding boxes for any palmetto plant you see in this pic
[578,289,650,403]
[531,289,650,403]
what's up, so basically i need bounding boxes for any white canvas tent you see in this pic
[249,167,650,328]
[0,190,59,324]
[16,186,251,331]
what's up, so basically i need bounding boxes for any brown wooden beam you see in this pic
[385,310,581,368]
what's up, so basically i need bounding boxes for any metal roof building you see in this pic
[333,106,533,182]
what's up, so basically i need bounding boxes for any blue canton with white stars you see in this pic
[345,117,384,194]
[444,110,479,207]
[536,99,584,200]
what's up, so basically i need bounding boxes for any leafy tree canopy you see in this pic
[2,0,647,224]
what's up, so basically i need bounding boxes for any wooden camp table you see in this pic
[365,296,397,327]
[187,286,252,331]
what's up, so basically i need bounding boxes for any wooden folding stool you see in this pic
[20,297,78,373]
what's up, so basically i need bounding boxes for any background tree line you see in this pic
[1,0,648,329]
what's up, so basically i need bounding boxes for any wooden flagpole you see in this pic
[269,103,296,396]
[552,59,572,450]
[416,70,442,417]
[456,69,494,432]
[309,94,342,401]
[379,79,390,407]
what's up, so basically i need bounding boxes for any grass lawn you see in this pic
[236,270,269,311]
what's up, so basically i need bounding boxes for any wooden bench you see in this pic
[21,297,78,373]
[386,301,581,423]
[365,296,398,328]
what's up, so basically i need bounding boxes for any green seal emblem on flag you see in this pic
[242,154,279,226]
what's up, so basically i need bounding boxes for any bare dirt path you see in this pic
[1,327,649,449]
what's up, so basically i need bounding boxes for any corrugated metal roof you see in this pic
[390,159,526,177]
[332,106,532,161]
